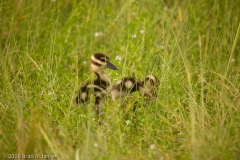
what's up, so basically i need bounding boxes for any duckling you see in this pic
[110,75,158,101]
[76,52,118,114]
[141,75,158,97]
[110,77,143,101]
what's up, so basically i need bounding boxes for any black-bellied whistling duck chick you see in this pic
[110,75,158,101]
[76,52,118,114]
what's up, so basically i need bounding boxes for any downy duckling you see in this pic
[110,75,158,101]
[76,52,118,114]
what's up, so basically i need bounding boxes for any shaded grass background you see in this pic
[0,0,240,159]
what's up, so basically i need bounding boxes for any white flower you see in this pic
[132,34,137,38]
[94,32,103,37]
[140,29,145,34]
[126,120,131,125]
[150,144,155,149]
[160,45,164,50]
[115,55,122,61]
[154,44,164,49]
[83,60,87,66]
[231,59,235,63]
[93,143,98,148]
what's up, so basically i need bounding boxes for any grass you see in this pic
[0,0,240,159]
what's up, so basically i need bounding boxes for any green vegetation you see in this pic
[1,0,239,159]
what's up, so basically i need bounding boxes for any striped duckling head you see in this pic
[142,75,158,97]
[91,52,118,72]
[144,75,158,87]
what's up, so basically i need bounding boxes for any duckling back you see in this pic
[110,75,158,101]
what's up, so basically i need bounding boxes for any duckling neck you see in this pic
[94,70,111,86]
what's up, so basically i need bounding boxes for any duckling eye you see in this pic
[100,57,108,62]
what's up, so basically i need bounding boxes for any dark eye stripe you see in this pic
[99,57,108,63]
[145,77,155,85]
[93,53,110,62]
[91,60,102,66]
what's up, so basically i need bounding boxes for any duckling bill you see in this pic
[76,52,118,114]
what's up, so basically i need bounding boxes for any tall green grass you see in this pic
[0,0,239,159]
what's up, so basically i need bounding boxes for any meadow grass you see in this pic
[0,0,240,159]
